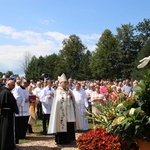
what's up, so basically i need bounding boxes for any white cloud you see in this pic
[45,31,68,42]
[40,19,55,25]
[79,33,100,42]
[79,33,100,51]
[87,45,98,51]
[0,44,59,75]
[0,25,99,75]
[0,25,14,35]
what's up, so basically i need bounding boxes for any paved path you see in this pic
[16,133,80,150]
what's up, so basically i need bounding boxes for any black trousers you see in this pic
[55,122,75,144]
[37,101,43,119]
[15,116,29,144]
[42,114,50,133]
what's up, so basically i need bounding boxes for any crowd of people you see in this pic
[0,74,138,149]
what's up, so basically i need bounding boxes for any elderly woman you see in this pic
[91,85,106,115]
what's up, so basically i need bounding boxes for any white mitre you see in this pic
[137,56,150,68]
[58,73,67,83]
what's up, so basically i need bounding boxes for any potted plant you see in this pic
[110,57,150,149]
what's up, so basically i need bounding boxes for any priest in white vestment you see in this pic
[47,73,82,144]
[13,78,30,144]
[40,80,54,135]
[73,82,89,131]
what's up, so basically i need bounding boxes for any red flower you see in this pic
[77,128,138,150]
[77,128,121,150]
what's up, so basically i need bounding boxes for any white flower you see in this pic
[117,103,124,108]
[137,56,150,68]
[112,116,125,126]
[129,108,136,116]
[148,117,150,123]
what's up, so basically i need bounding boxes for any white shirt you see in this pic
[73,89,88,108]
[85,89,95,102]
[13,85,30,116]
[33,86,42,101]
[40,86,54,114]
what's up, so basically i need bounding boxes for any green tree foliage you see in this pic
[131,18,150,79]
[54,55,67,79]
[0,72,18,79]
[90,29,119,79]
[26,54,59,80]
[5,71,14,78]
[0,72,3,78]
[131,40,150,80]
[135,18,150,47]
[36,56,45,78]
[44,54,59,80]
[116,23,140,79]
[58,34,87,78]
[77,50,92,80]
[25,56,38,80]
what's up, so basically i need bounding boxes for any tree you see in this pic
[90,29,119,79]
[135,18,150,47]
[131,40,150,80]
[0,72,3,78]
[44,54,59,79]
[20,51,32,75]
[36,56,45,78]
[130,18,150,79]
[53,55,67,79]
[77,50,92,80]
[5,71,14,78]
[116,23,140,79]
[58,34,87,78]
[25,56,38,80]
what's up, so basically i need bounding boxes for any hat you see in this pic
[58,73,67,83]
[9,75,16,81]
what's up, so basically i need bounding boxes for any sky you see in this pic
[0,0,149,76]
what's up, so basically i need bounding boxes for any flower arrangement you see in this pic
[77,56,150,149]
[108,57,150,145]
[82,85,139,149]
[76,128,121,150]
[84,56,150,149]
[109,69,150,145]
[76,128,138,150]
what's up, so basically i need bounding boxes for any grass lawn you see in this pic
[19,119,43,144]
[19,119,93,144]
